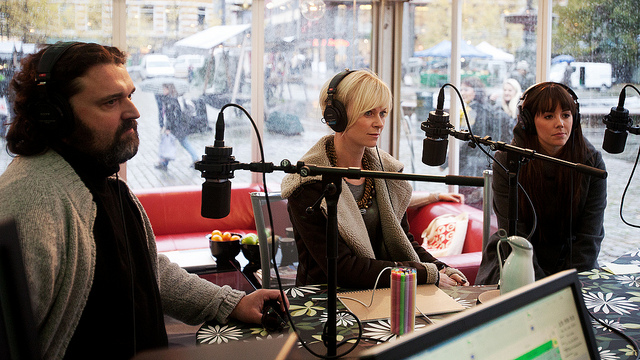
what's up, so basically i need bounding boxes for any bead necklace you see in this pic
[325,138,375,210]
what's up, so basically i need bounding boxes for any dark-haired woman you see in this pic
[476,82,606,285]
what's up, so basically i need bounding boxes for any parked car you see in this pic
[140,54,175,79]
[174,54,205,78]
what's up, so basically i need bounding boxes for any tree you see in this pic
[0,0,56,43]
[554,0,640,82]
[413,0,525,58]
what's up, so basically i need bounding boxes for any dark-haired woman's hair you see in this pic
[6,42,127,156]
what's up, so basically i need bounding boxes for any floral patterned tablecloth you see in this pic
[197,253,640,359]
[579,250,640,360]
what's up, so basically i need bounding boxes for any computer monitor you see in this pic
[0,218,39,360]
[250,192,296,289]
[360,269,600,360]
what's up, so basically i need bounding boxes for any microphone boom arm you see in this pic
[444,128,608,180]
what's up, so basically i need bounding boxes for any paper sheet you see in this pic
[602,263,640,275]
[338,284,464,321]
[162,248,217,271]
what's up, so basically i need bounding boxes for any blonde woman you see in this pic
[500,78,523,119]
[281,69,466,289]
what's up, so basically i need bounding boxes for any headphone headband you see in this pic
[36,42,80,84]
[327,69,353,96]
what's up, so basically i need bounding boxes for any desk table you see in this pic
[194,251,640,359]
[196,284,494,358]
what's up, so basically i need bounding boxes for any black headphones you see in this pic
[517,82,580,134]
[33,41,80,135]
[323,69,354,132]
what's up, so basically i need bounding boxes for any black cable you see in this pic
[616,83,640,228]
[568,171,574,269]
[442,83,538,240]
[588,310,640,360]
[619,144,640,228]
[219,104,363,359]
[375,145,394,213]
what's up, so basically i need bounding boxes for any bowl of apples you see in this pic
[208,230,241,264]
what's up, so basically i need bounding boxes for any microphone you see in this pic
[602,88,631,154]
[196,109,237,219]
[421,87,453,166]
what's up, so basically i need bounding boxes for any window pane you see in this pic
[0,0,113,172]
[398,1,451,195]
[261,1,372,186]
[123,0,371,190]
[125,1,251,189]
[456,0,536,209]
[399,0,536,208]
[553,0,640,262]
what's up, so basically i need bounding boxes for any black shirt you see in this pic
[58,146,167,359]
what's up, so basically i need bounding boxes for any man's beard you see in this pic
[65,118,140,168]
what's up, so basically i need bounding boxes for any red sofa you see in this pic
[135,183,263,253]
[407,201,498,285]
[135,184,495,285]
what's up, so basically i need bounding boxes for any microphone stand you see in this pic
[441,128,607,236]
[197,157,483,357]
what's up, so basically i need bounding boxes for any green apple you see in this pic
[242,233,259,245]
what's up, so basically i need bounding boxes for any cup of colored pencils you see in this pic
[390,267,416,336]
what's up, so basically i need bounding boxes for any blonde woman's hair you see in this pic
[319,69,392,132]
[502,78,522,119]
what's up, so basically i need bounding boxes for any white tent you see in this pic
[174,24,251,51]
[476,42,514,62]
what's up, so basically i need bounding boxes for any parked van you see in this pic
[550,61,612,91]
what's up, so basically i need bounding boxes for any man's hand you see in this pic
[229,289,289,324]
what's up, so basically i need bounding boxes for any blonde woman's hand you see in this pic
[437,193,464,204]
[438,269,468,287]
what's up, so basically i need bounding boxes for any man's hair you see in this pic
[318,69,392,132]
[6,42,128,156]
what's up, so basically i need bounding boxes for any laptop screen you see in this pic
[360,269,600,360]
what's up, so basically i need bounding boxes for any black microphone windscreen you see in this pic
[201,179,231,219]
[422,137,448,166]
[602,128,628,154]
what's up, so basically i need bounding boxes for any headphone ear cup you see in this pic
[34,92,74,136]
[324,97,348,132]
[33,41,80,137]
[519,108,534,134]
